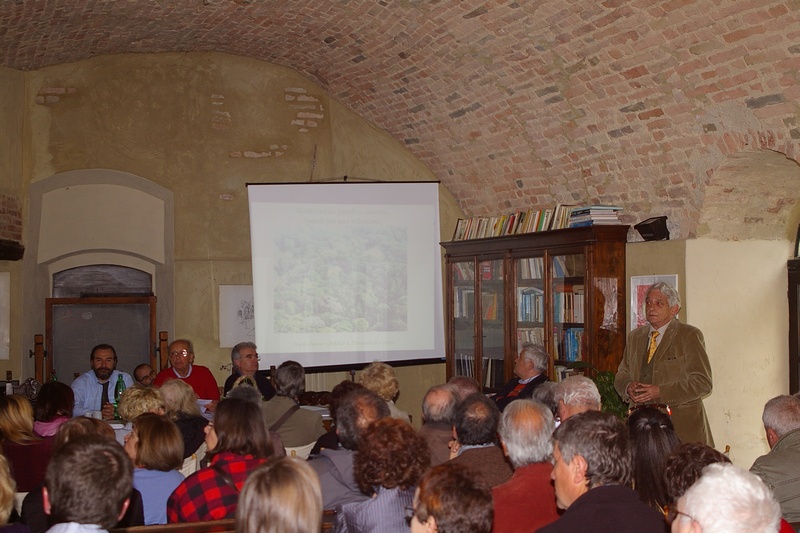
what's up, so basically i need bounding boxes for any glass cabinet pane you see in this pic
[480,259,505,390]
[453,261,476,378]
[516,256,545,348]
[551,254,586,367]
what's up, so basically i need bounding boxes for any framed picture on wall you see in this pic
[219,285,255,348]
[630,275,678,331]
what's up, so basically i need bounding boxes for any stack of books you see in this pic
[568,205,623,227]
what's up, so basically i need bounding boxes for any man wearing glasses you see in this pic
[153,339,220,410]
[222,341,276,400]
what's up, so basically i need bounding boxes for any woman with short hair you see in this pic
[167,398,272,522]
[236,457,322,533]
[358,362,410,423]
[159,379,209,459]
[410,463,493,533]
[124,413,184,525]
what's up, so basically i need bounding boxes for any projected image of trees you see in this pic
[273,226,408,333]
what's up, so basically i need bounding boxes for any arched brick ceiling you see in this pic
[2,0,800,238]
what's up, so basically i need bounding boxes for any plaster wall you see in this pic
[686,238,790,468]
[16,53,450,421]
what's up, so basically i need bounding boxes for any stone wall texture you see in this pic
[2,1,800,240]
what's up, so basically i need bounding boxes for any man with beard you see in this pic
[71,343,134,419]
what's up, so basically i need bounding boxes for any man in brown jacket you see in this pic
[614,281,714,446]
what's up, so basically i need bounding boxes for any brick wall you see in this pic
[2,1,800,237]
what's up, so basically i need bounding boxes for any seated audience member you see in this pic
[448,375,482,401]
[628,406,682,513]
[449,393,513,488]
[555,375,601,422]
[418,384,459,466]
[663,442,730,508]
[71,343,134,419]
[116,386,166,444]
[335,418,430,533]
[538,410,667,533]
[124,413,184,525]
[410,463,493,533]
[167,397,272,522]
[33,382,74,438]
[493,343,549,412]
[669,463,780,533]
[0,395,54,492]
[43,435,133,533]
[750,394,800,523]
[0,453,26,533]
[311,381,364,455]
[493,399,559,533]
[262,361,325,448]
[236,457,322,533]
[159,379,209,459]
[310,388,390,510]
[223,342,276,400]
[133,364,156,388]
[21,418,145,533]
[153,339,220,409]
[227,383,287,457]
[358,361,410,423]
[531,381,560,420]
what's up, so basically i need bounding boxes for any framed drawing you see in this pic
[630,275,678,331]
[219,285,255,347]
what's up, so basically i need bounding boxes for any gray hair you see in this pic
[226,382,263,406]
[555,410,631,489]
[646,282,681,309]
[422,384,458,425]
[680,463,780,533]
[231,342,257,364]
[556,376,601,410]
[274,361,305,399]
[531,381,559,418]
[498,399,554,468]
[762,394,800,438]
[520,343,548,373]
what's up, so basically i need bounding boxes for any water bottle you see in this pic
[113,374,126,419]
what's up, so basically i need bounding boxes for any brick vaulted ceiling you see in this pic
[2,0,800,238]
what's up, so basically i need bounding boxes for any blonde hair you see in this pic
[118,387,165,422]
[0,394,39,444]
[236,457,322,533]
[0,453,15,524]
[358,361,399,402]
[159,378,202,419]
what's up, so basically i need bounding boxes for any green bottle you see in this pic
[113,374,126,419]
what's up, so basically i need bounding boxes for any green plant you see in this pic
[566,361,628,420]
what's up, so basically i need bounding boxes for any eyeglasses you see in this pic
[240,353,260,361]
[664,505,694,525]
[169,350,191,358]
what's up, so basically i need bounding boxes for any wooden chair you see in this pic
[111,519,235,533]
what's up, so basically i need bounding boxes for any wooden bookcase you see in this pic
[441,225,629,390]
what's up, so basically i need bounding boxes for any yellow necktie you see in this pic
[647,331,659,363]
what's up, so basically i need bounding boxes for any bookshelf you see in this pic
[442,225,629,390]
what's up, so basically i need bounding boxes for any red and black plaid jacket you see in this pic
[167,451,267,523]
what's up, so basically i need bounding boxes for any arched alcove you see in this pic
[697,150,800,242]
[22,169,174,378]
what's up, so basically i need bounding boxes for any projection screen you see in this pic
[247,182,444,369]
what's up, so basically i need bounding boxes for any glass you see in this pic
[169,349,190,358]
[552,253,586,365]
[241,353,260,361]
[453,261,476,379]
[480,259,505,390]
[516,255,545,347]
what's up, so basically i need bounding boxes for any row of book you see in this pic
[560,327,585,362]
[517,287,544,322]
[553,285,585,323]
[452,204,623,241]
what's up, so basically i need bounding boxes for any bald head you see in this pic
[422,384,458,425]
